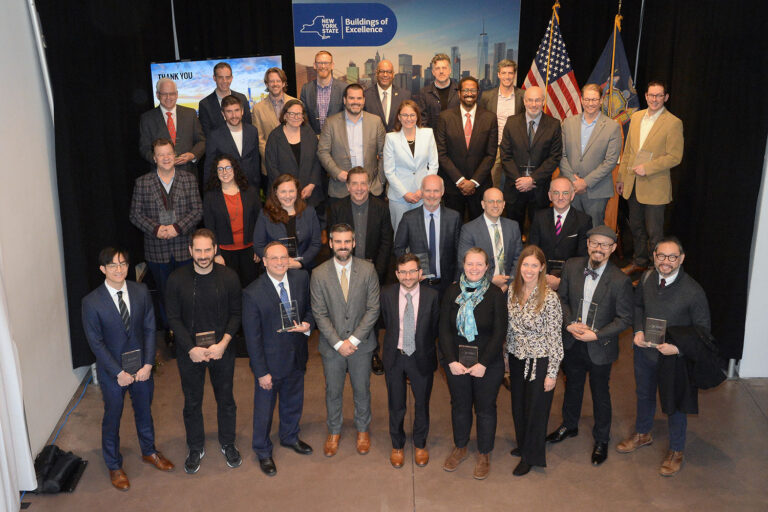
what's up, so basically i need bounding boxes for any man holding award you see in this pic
[242,241,315,476]
[617,236,710,476]
[165,229,243,474]
[547,226,633,466]
[81,247,174,491]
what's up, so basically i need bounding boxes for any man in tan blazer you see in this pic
[616,81,683,275]
[252,67,296,178]
[318,83,386,202]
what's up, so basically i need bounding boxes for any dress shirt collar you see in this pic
[344,110,363,125]
[498,87,516,99]
[581,111,600,127]
[553,206,570,224]
[644,106,665,122]
[104,280,128,297]
[423,205,441,220]
[660,269,680,286]
[587,259,608,277]
[377,83,392,96]
[267,272,289,292]
[159,105,177,118]
[400,284,420,301]
[483,214,502,229]
[460,104,477,118]
[333,257,353,275]
[525,111,543,125]
[317,81,331,91]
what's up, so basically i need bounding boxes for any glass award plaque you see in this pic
[458,344,479,368]
[414,252,435,279]
[195,331,216,348]
[633,150,653,167]
[158,208,176,225]
[278,237,302,260]
[577,299,599,331]
[644,317,667,347]
[277,300,301,333]
[548,260,565,277]
[121,349,142,375]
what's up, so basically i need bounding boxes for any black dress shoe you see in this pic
[509,447,521,457]
[259,457,277,476]
[546,425,578,443]
[371,352,384,375]
[591,442,608,465]
[281,439,313,455]
[513,461,531,476]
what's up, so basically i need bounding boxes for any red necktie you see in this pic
[166,112,177,144]
[464,113,472,148]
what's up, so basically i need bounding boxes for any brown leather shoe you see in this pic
[616,432,653,453]
[324,434,340,457]
[390,449,404,468]
[442,446,468,472]
[473,453,490,480]
[414,447,429,467]
[659,450,684,476]
[109,468,129,491]
[621,263,647,275]
[142,451,174,471]
[356,431,371,455]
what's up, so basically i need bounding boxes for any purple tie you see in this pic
[555,214,562,236]
[660,278,666,289]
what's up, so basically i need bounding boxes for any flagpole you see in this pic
[609,1,623,118]
[633,0,646,85]
[543,1,560,114]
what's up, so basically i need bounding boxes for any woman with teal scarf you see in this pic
[438,248,507,480]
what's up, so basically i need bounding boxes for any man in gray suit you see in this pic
[311,223,381,457]
[300,50,346,135]
[546,225,632,466]
[478,60,525,189]
[559,84,622,227]
[457,188,522,293]
[139,78,205,174]
[318,84,386,203]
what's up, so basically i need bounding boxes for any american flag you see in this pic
[523,3,582,121]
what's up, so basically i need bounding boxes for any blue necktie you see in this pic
[279,282,291,315]
[428,213,437,277]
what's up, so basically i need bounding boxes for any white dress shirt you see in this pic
[483,214,504,276]
[332,258,361,349]
[104,280,130,315]
[639,107,665,149]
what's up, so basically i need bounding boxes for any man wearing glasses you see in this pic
[617,237,709,477]
[616,81,684,276]
[299,50,346,135]
[559,84,622,228]
[364,59,410,132]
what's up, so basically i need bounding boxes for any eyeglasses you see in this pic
[399,113,417,119]
[587,240,615,249]
[550,191,571,198]
[377,70,393,75]
[315,61,332,67]
[646,93,666,99]
[525,98,544,104]
[483,199,504,205]
[460,89,478,94]
[285,112,304,118]
[267,256,290,262]
[397,269,420,276]
[217,166,233,172]
[106,262,129,270]
[582,98,601,103]
[158,92,178,97]
[654,253,680,262]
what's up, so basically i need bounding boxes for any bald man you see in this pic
[364,59,411,132]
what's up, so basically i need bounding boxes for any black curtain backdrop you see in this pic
[37,0,765,367]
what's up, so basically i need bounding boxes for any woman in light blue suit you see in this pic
[383,100,439,233]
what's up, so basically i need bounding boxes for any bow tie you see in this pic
[584,267,599,280]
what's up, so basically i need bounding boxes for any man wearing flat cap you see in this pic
[546,225,633,466]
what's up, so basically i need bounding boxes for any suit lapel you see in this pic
[99,285,127,333]
[398,130,415,162]
[388,89,401,126]
[642,110,668,151]
[582,115,605,157]
[339,115,350,159]
[590,265,613,307]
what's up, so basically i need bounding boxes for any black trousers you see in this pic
[561,342,613,443]
[385,351,434,449]
[509,355,554,467]
[627,188,665,267]
[444,359,504,454]
[177,346,237,450]
[504,185,549,230]
[443,190,483,222]
[220,246,259,288]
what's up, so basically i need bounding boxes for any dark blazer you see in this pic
[299,78,346,134]
[264,124,324,207]
[457,214,522,279]
[363,84,411,132]
[203,186,262,247]
[394,205,461,283]
[478,87,525,117]
[202,123,261,188]
[328,195,392,282]
[139,105,205,172]
[380,283,439,376]
[435,107,498,198]
[558,257,633,365]
[198,90,252,136]
[81,281,156,378]
[252,208,322,269]
[528,207,592,264]
[499,112,562,202]
[438,283,506,367]
[417,79,460,129]
[242,269,316,379]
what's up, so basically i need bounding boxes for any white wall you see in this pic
[0,1,87,454]
[741,139,768,378]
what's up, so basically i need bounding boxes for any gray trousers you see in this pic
[321,346,372,434]
[627,188,665,266]
[572,194,609,227]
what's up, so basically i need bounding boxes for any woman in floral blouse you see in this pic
[506,244,563,476]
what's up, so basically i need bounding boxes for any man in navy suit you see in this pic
[81,247,174,491]
[242,241,316,476]
[202,95,260,188]
[364,59,410,132]
[380,253,440,469]
[198,61,252,137]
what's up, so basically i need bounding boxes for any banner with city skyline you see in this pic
[292,0,521,96]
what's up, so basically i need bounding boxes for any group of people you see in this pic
[80,50,709,492]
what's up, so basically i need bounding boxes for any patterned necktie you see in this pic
[382,90,389,123]
[340,267,349,301]
[555,214,563,236]
[528,120,535,146]
[660,278,666,289]
[166,112,176,144]
[464,113,472,148]
[584,267,598,280]
[278,282,292,315]
[402,292,415,356]
[493,223,505,274]
[428,213,437,277]
[116,290,130,333]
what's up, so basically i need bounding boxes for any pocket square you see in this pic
[568,234,577,238]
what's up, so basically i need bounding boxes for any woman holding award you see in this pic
[438,247,506,480]
[506,245,563,476]
[253,174,321,270]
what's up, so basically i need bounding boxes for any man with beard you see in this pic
[203,95,261,187]
[165,229,243,474]
[252,67,296,177]
[311,224,380,457]
[417,53,460,129]
[546,225,632,466]
[300,50,346,135]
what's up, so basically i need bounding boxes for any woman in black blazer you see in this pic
[438,247,506,480]
[203,154,262,287]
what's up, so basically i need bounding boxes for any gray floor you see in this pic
[24,331,768,511]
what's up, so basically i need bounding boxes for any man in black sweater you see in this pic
[616,236,710,477]
[166,229,243,474]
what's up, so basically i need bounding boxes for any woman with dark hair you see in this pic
[203,155,262,287]
[439,247,506,480]
[253,174,321,269]
[383,99,439,233]
[264,99,324,212]
[506,244,563,476]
